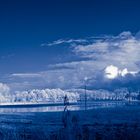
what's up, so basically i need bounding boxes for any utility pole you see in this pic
[85,83,87,111]
[84,77,88,111]
[128,88,131,103]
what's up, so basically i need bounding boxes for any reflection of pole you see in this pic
[128,89,131,103]
[85,81,87,111]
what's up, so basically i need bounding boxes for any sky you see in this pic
[1,0,140,92]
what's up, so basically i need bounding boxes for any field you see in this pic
[0,101,140,139]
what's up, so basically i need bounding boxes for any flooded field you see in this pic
[0,101,140,139]
[0,100,134,113]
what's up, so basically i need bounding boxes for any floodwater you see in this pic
[0,100,137,113]
[0,101,140,139]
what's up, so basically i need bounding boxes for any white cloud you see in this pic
[8,31,140,90]
[11,73,42,78]
[105,65,138,79]
[44,31,140,88]
[41,38,88,47]
[105,65,119,79]
[73,31,140,71]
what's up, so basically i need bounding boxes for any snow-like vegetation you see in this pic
[68,88,140,101]
[0,88,79,103]
[0,82,140,104]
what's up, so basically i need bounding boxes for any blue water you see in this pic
[0,101,133,113]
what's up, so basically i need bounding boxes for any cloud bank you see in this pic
[6,31,140,91]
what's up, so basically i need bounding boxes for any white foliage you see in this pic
[13,88,79,103]
[0,83,10,95]
[68,88,140,101]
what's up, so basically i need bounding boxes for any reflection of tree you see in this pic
[62,95,70,128]
[137,90,140,100]
[125,88,132,103]
[64,95,69,106]
[60,95,83,140]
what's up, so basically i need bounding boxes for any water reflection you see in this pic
[0,101,135,113]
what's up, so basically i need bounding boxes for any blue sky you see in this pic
[1,0,140,91]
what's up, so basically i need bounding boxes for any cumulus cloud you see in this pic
[43,32,140,89]
[106,72,140,91]
[105,65,138,79]
[8,31,140,91]
[73,31,140,70]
